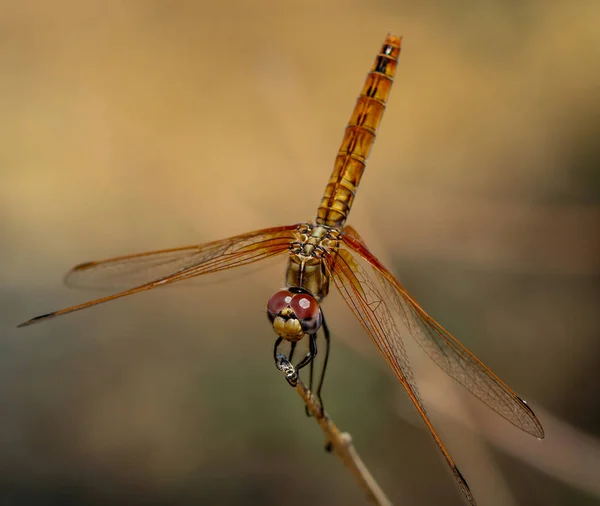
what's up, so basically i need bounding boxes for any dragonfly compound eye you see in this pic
[290,293,322,334]
[267,289,293,317]
[266,289,322,341]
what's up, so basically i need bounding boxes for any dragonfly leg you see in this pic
[304,354,316,417]
[315,316,331,414]
[273,336,283,364]
[275,334,320,394]
[304,318,331,418]
[296,332,317,371]
[274,338,299,387]
[288,341,297,363]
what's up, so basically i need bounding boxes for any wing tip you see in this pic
[71,261,97,272]
[17,312,54,328]
[453,465,478,506]
[518,396,545,439]
[63,261,102,288]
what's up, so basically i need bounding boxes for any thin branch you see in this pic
[276,356,393,506]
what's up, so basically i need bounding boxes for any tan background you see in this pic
[1,1,599,505]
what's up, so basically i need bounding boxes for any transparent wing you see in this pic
[325,244,477,506]
[64,226,297,289]
[18,224,298,327]
[341,226,544,439]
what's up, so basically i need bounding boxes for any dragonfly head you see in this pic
[267,288,322,341]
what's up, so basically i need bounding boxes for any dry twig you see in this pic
[276,356,392,506]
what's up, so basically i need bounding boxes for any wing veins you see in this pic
[19,225,297,326]
[326,250,477,506]
[341,233,544,439]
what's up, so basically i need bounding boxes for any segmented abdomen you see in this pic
[316,34,401,228]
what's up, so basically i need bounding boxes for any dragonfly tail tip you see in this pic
[385,33,403,47]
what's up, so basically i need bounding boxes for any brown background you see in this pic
[1,1,599,505]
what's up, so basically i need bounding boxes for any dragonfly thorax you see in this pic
[286,223,340,301]
[266,288,323,342]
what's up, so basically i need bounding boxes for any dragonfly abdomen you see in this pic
[316,34,401,228]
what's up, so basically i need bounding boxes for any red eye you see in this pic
[290,293,320,321]
[267,289,293,315]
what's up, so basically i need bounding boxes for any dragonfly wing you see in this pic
[18,224,298,327]
[64,225,297,288]
[341,231,545,439]
[325,245,477,506]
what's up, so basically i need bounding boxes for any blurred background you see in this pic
[1,1,599,505]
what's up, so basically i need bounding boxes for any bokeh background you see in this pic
[1,1,599,505]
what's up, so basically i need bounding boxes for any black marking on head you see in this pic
[288,286,313,296]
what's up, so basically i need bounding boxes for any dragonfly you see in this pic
[19,34,544,506]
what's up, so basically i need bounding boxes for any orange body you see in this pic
[316,35,400,228]
[19,35,545,506]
